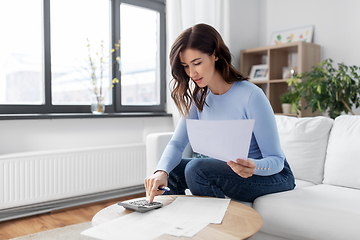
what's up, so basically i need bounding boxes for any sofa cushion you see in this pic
[294,179,315,189]
[323,115,360,189]
[253,184,360,240]
[275,115,334,184]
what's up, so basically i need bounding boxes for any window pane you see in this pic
[0,0,44,105]
[120,3,160,106]
[51,0,112,105]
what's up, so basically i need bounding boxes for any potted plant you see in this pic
[286,59,360,119]
[280,90,301,115]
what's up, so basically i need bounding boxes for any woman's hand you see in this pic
[144,171,168,203]
[227,158,256,178]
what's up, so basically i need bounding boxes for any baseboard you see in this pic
[0,185,145,222]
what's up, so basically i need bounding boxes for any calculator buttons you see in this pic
[118,199,163,213]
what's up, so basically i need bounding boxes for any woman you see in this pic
[145,23,295,203]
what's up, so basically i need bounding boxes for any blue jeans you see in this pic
[164,158,295,202]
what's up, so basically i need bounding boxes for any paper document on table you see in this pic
[166,221,209,237]
[186,119,255,162]
[81,211,171,240]
[161,196,230,224]
[81,196,230,240]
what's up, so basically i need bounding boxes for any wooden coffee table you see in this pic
[92,195,263,240]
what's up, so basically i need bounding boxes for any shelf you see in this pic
[250,80,269,84]
[269,79,288,83]
[242,41,314,52]
[240,41,321,117]
[241,48,268,55]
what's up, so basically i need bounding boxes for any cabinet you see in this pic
[240,41,320,117]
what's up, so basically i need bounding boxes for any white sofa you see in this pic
[146,115,360,240]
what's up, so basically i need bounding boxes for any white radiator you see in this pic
[0,144,146,210]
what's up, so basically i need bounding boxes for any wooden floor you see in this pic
[0,192,146,240]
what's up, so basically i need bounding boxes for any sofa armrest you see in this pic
[146,132,193,177]
[146,132,173,177]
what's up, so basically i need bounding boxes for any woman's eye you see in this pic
[194,62,201,66]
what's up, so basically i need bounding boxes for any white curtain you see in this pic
[166,0,230,127]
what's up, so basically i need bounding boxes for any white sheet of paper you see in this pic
[160,196,230,224]
[166,221,209,237]
[81,211,171,240]
[186,119,255,162]
[81,197,230,240]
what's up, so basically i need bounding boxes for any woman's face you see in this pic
[179,48,219,88]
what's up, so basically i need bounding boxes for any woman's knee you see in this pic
[184,158,207,179]
[184,158,226,198]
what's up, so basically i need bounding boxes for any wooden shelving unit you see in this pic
[240,41,321,117]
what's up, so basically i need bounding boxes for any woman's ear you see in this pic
[213,51,218,61]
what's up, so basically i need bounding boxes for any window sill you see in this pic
[0,112,172,120]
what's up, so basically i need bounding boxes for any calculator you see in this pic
[118,199,163,213]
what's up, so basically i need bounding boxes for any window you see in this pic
[0,0,166,114]
[120,3,160,106]
[51,0,111,105]
[0,0,44,105]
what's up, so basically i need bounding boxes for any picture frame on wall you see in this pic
[270,25,314,45]
[249,64,269,81]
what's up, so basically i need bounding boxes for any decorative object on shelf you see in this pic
[249,64,269,81]
[286,59,360,119]
[280,89,300,115]
[84,38,120,114]
[270,25,314,45]
[282,67,297,79]
[282,67,292,79]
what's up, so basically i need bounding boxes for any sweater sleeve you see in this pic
[247,88,285,176]
[155,106,198,174]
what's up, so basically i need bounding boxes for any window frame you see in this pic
[0,0,166,115]
[113,0,167,112]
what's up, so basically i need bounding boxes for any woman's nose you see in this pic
[189,66,197,78]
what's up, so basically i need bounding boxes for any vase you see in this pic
[281,103,292,114]
[91,96,105,114]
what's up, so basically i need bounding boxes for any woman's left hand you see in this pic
[227,158,256,178]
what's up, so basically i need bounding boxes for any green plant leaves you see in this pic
[284,58,360,119]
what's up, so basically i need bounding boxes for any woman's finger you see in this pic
[235,158,249,166]
[144,179,148,191]
[227,160,255,178]
[145,171,168,203]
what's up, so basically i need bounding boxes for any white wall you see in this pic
[226,0,261,69]
[228,0,360,68]
[258,0,360,66]
[228,0,360,115]
[0,116,173,155]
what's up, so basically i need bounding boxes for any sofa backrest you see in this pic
[323,115,360,189]
[275,115,334,184]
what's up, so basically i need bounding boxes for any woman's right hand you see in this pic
[144,170,168,203]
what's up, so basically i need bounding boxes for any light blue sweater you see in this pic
[156,80,285,176]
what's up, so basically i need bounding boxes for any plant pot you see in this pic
[281,103,292,114]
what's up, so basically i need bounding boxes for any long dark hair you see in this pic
[169,23,248,116]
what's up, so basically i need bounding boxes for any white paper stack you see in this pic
[81,197,230,240]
